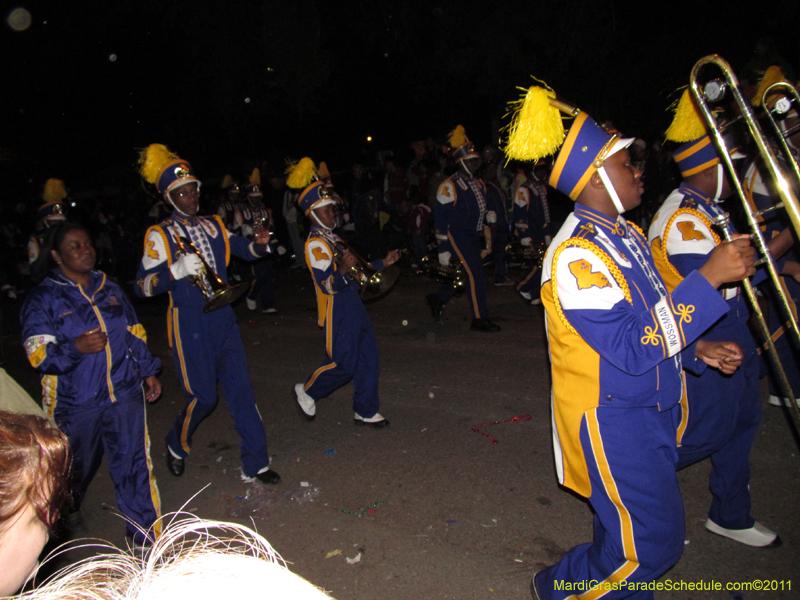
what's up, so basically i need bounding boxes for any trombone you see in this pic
[689,54,800,421]
[760,81,800,190]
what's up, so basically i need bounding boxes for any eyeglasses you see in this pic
[172,187,199,200]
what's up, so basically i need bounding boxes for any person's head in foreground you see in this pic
[0,410,71,596]
[17,516,333,600]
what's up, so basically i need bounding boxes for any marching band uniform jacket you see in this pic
[301,225,385,418]
[21,269,161,544]
[135,212,273,477]
[514,178,552,244]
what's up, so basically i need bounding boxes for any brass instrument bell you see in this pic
[175,236,249,313]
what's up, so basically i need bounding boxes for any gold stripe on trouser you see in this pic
[517,265,539,290]
[143,414,162,538]
[42,376,57,418]
[571,409,640,600]
[448,232,480,318]
[172,309,197,454]
[305,293,338,391]
[676,375,689,447]
[180,399,198,454]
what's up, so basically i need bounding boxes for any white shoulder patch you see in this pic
[436,181,455,205]
[307,239,333,271]
[555,246,625,311]
[666,213,716,256]
[142,229,168,269]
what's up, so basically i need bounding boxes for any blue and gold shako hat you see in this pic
[245,168,262,197]
[549,113,632,200]
[448,125,479,162]
[286,158,335,215]
[138,144,199,196]
[38,179,68,221]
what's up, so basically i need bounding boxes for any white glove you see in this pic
[438,251,451,266]
[277,245,287,256]
[170,253,203,280]
[485,210,497,224]
[520,237,532,247]
[242,225,254,237]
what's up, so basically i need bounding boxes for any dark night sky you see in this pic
[1,0,798,197]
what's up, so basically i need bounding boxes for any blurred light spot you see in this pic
[366,136,372,142]
[109,53,117,62]
[428,392,434,398]
[7,7,32,31]
[244,97,251,103]
[402,319,408,326]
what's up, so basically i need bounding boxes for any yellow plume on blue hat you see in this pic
[42,178,67,203]
[249,168,261,186]
[138,144,180,185]
[221,174,234,189]
[285,157,318,189]
[752,66,790,109]
[665,89,707,143]
[448,125,468,150]
[504,83,565,162]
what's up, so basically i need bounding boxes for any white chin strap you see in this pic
[597,166,627,214]
[311,210,332,230]
[713,163,725,201]
[460,158,474,176]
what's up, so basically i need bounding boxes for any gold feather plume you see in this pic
[221,174,234,188]
[249,168,261,186]
[448,125,468,150]
[752,66,789,108]
[42,178,67,203]
[665,89,707,143]
[504,83,564,162]
[138,144,180,185]
[285,157,317,189]
[317,162,330,180]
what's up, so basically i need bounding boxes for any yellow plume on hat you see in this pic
[249,168,261,186]
[221,174,234,188]
[317,162,330,179]
[665,89,707,143]
[752,66,790,108]
[448,125,468,150]
[42,178,67,203]
[138,144,180,185]
[285,157,318,189]
[504,84,565,162]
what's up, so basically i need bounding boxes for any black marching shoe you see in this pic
[255,468,282,485]
[470,318,501,333]
[165,443,185,477]
[426,293,444,324]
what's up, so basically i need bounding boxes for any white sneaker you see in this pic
[519,291,532,301]
[768,394,800,407]
[246,298,257,311]
[263,307,278,314]
[705,518,780,547]
[354,412,390,428]
[294,383,315,420]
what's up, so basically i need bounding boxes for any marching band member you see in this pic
[217,174,241,230]
[745,66,800,407]
[289,158,397,427]
[240,168,280,314]
[649,90,793,547]
[135,144,280,486]
[514,161,552,305]
[426,126,501,332]
[504,85,755,599]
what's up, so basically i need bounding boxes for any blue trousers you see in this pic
[56,391,160,545]
[303,292,381,418]
[247,256,275,310]
[538,405,684,600]
[167,306,270,477]
[437,230,488,318]
[490,228,508,282]
[678,306,761,530]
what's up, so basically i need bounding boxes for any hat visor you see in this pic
[606,136,635,158]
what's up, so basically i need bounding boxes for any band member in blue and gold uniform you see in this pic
[21,221,162,547]
[649,91,793,548]
[514,161,553,305]
[427,126,501,332]
[505,85,756,600]
[135,144,280,486]
[289,158,397,427]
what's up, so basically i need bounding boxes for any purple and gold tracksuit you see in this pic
[300,226,385,418]
[21,270,162,544]
[434,171,489,318]
[539,204,728,599]
[135,213,272,477]
[515,178,552,300]
[650,183,775,531]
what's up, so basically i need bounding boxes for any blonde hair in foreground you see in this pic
[20,516,333,600]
